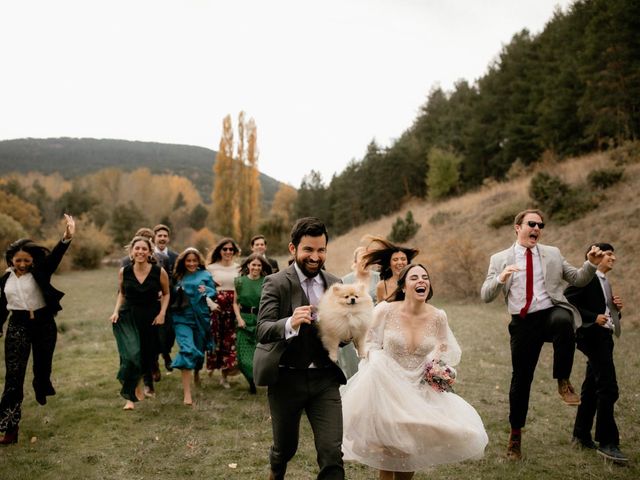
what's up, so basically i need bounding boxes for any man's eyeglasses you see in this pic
[221,247,235,252]
[526,221,545,229]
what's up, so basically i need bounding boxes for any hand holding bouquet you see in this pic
[423,359,456,393]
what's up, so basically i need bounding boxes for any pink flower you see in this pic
[422,359,456,393]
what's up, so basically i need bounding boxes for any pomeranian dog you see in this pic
[317,283,374,362]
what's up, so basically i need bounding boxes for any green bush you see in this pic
[587,167,624,190]
[426,148,462,200]
[529,172,594,225]
[69,221,112,270]
[388,211,421,243]
[487,203,528,229]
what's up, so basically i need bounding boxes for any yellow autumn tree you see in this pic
[210,112,261,246]
[243,117,261,244]
[0,190,42,233]
[211,114,238,237]
[270,183,297,227]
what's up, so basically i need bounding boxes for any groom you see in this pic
[254,217,346,480]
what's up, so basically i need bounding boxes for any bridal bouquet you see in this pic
[423,359,456,393]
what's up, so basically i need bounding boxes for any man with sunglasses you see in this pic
[481,209,604,460]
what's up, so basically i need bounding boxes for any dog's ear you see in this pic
[331,284,341,294]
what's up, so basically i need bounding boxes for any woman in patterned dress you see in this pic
[205,238,240,388]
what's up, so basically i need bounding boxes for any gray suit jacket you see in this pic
[480,243,597,328]
[253,264,344,386]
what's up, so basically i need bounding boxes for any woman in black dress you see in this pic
[0,214,75,445]
[110,236,170,410]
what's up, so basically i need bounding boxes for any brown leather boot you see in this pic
[506,431,522,460]
[558,379,580,405]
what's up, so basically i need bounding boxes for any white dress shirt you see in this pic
[284,263,324,339]
[507,244,554,315]
[3,270,46,311]
[596,270,614,330]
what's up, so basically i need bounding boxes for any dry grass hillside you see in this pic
[323,151,639,326]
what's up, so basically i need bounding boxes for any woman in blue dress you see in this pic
[171,248,217,405]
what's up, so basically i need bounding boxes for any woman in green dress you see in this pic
[232,253,272,394]
[110,236,170,410]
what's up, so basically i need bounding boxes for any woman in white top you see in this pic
[205,238,240,388]
[0,214,75,445]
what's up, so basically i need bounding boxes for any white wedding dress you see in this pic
[341,302,488,472]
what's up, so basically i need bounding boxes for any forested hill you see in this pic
[0,137,282,204]
[294,0,640,236]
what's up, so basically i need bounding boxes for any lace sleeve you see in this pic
[433,309,462,366]
[366,301,389,351]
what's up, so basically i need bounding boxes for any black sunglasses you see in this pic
[526,221,545,229]
[221,247,235,252]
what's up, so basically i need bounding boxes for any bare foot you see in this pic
[183,397,193,406]
[143,386,156,398]
[135,386,144,402]
[123,401,135,410]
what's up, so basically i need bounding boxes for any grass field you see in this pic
[0,268,638,479]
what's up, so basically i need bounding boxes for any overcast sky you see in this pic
[1,0,573,187]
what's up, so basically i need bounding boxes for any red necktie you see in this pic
[520,248,533,318]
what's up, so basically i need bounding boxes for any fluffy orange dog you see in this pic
[317,283,374,362]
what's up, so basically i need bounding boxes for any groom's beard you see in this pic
[295,257,324,278]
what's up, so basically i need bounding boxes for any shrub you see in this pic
[529,172,595,225]
[430,236,486,300]
[429,210,457,227]
[487,203,528,229]
[189,228,217,257]
[587,167,624,190]
[68,221,112,270]
[388,211,421,243]
[610,140,640,165]
[0,212,27,254]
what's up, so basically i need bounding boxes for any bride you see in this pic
[341,263,488,479]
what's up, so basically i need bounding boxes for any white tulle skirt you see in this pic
[341,350,488,472]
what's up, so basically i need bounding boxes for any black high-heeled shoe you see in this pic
[0,428,18,445]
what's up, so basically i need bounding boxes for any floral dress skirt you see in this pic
[206,290,237,372]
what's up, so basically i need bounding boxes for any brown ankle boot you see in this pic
[507,431,522,460]
[558,379,580,405]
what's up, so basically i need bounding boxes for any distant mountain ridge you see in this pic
[0,137,282,207]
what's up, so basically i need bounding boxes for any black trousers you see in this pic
[267,368,344,480]
[508,307,575,429]
[0,310,57,433]
[573,326,619,446]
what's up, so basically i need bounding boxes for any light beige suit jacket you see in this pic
[480,243,597,329]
